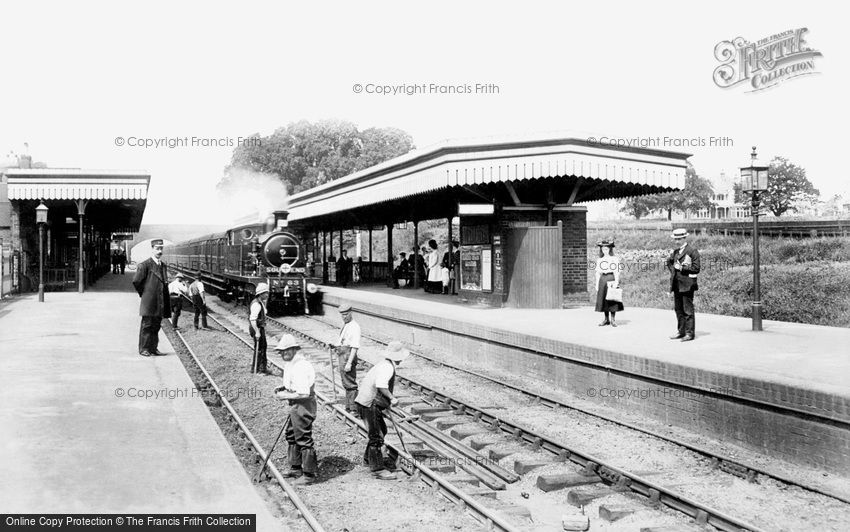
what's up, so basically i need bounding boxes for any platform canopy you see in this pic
[287,134,691,229]
[5,168,150,232]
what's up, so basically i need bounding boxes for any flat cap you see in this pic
[338,302,352,313]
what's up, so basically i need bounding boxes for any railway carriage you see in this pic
[163,210,319,314]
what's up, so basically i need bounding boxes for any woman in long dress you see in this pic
[594,239,624,326]
[426,240,442,293]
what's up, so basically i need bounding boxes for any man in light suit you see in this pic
[666,229,701,342]
[132,239,171,356]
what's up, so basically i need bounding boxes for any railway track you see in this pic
[201,300,763,531]
[302,307,850,507]
[264,314,765,532]
[200,310,523,532]
[168,326,326,532]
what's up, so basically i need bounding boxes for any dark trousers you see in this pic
[338,349,358,411]
[253,328,267,373]
[673,288,696,336]
[120,262,125,274]
[170,296,183,327]
[359,403,398,472]
[192,295,208,328]
[138,316,161,354]
[285,397,318,475]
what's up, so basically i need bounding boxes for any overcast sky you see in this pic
[1,1,846,224]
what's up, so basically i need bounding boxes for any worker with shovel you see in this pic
[273,334,318,484]
[355,341,410,480]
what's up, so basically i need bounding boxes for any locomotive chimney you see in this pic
[273,210,289,230]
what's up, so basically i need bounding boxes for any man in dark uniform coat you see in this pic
[666,229,701,342]
[132,239,171,356]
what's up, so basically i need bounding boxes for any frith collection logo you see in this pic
[713,28,822,92]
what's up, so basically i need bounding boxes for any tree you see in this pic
[621,194,660,219]
[620,166,714,220]
[761,157,819,217]
[218,120,415,195]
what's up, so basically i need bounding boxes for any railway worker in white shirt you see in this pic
[273,334,318,483]
[355,341,410,480]
[189,275,209,330]
[167,272,190,329]
[335,302,361,415]
[249,283,270,374]
[594,239,625,327]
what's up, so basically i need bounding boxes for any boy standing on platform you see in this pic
[335,302,360,414]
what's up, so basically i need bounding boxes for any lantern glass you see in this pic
[740,167,753,192]
[755,167,769,191]
[35,202,49,224]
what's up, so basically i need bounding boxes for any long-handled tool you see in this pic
[328,347,339,402]
[255,415,291,482]
[386,408,409,455]
[251,336,259,374]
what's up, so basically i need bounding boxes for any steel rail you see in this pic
[298,311,850,506]
[266,315,766,532]
[171,328,326,532]
[204,312,520,532]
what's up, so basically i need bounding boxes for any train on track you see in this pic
[163,210,320,315]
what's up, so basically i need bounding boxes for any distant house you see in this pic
[692,172,750,220]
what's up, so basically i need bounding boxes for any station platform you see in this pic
[317,284,850,475]
[0,273,282,530]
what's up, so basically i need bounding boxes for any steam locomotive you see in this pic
[162,210,319,314]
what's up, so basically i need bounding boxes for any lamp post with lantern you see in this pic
[36,202,49,303]
[740,147,769,331]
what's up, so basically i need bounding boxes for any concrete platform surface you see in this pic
[0,274,282,530]
[324,284,850,394]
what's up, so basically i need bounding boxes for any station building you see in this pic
[0,155,150,297]
[287,135,690,308]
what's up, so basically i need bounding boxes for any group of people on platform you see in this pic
[392,239,460,294]
[594,228,700,341]
[111,249,127,274]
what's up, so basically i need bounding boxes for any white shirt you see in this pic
[190,280,205,296]
[249,299,266,321]
[355,359,395,407]
[168,280,188,296]
[282,353,315,396]
[338,320,361,349]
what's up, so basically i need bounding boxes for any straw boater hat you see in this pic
[254,283,269,296]
[274,334,299,351]
[596,238,615,247]
[671,229,689,239]
[382,341,410,362]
